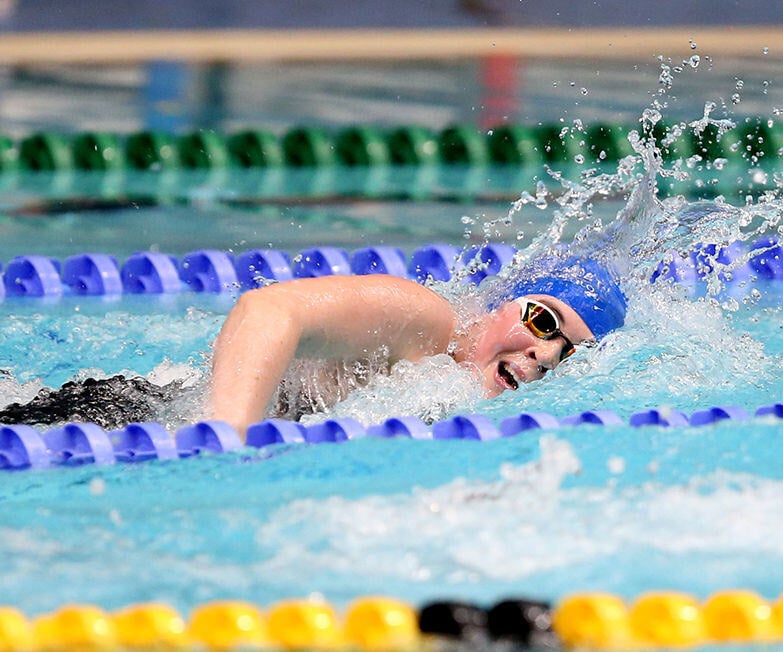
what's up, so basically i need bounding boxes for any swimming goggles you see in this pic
[516,298,576,362]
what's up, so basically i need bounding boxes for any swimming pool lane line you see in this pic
[2,589,782,650]
[1,236,781,299]
[0,400,780,471]
[8,120,777,172]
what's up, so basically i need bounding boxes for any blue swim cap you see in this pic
[505,256,627,340]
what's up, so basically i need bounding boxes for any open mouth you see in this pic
[497,361,521,390]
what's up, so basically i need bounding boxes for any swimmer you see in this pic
[209,255,627,437]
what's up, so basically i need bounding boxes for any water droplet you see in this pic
[658,65,674,89]
[752,169,768,184]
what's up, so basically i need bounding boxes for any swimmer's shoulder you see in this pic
[242,274,452,314]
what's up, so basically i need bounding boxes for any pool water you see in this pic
[1,54,783,651]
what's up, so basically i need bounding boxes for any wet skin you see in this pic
[456,294,595,398]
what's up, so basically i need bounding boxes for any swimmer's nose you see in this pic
[529,339,563,373]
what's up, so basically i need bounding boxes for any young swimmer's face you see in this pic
[463,294,595,398]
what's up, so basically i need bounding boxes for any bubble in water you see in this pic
[686,55,700,68]
[607,456,626,474]
[580,87,589,96]
[712,158,728,170]
[763,46,769,55]
[689,39,697,49]
[735,79,745,91]
[90,478,106,496]
[731,93,742,105]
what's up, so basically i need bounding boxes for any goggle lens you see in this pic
[520,300,576,362]
[523,303,558,337]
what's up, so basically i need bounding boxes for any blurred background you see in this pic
[1,0,781,30]
[0,1,781,137]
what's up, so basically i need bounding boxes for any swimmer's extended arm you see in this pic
[209,275,457,437]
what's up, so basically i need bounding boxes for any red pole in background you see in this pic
[479,54,522,130]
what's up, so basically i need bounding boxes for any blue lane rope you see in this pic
[1,236,782,299]
[1,401,782,471]
[1,237,782,470]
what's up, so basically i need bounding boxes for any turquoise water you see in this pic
[2,169,783,622]
[1,59,783,652]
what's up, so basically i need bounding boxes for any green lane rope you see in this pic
[1,120,779,173]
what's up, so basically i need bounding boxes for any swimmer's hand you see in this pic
[208,275,456,439]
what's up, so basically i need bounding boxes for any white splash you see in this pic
[248,437,783,586]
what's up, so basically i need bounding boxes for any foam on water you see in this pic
[304,354,483,425]
[6,422,783,614]
[247,435,783,600]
